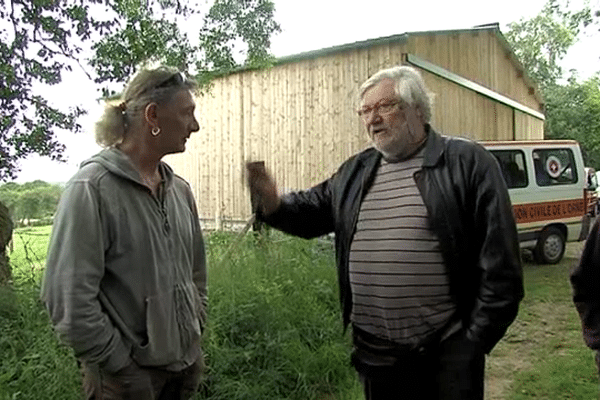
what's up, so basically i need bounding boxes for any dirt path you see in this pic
[485,242,586,399]
[485,317,534,400]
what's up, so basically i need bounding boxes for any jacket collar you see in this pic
[85,147,175,191]
[422,125,446,168]
[355,124,445,168]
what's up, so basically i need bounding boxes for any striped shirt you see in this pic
[349,152,457,346]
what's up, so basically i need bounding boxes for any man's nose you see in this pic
[364,109,382,125]
[191,117,200,133]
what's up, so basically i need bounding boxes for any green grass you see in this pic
[2,226,599,399]
[484,244,599,399]
[7,225,51,286]
[1,227,362,400]
[201,231,361,399]
[1,226,80,400]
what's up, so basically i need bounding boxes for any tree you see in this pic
[1,0,281,181]
[0,180,63,224]
[505,0,593,89]
[0,180,62,284]
[505,0,600,167]
[196,0,279,77]
[0,200,12,284]
[544,75,600,168]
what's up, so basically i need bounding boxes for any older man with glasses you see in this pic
[42,67,206,400]
[247,65,524,400]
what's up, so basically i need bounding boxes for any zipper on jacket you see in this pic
[156,182,170,234]
[160,200,171,233]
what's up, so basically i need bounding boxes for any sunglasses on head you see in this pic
[154,71,186,90]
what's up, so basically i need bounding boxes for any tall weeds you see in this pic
[1,226,80,400]
[1,227,361,400]
[203,231,359,399]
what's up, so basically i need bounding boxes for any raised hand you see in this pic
[246,161,281,216]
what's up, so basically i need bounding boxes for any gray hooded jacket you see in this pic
[41,148,207,373]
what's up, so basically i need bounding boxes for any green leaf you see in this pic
[0,0,280,182]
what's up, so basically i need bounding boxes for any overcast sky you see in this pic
[12,0,599,183]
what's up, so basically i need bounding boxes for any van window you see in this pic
[533,148,577,186]
[490,150,528,189]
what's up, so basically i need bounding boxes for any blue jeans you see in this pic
[353,328,485,400]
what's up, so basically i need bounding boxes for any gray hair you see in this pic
[95,66,198,147]
[358,65,433,123]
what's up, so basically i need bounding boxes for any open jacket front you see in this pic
[263,128,524,354]
[42,148,207,373]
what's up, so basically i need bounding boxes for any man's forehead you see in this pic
[174,90,196,106]
[362,79,397,103]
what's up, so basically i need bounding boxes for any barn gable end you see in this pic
[166,24,544,227]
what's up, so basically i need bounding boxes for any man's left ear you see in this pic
[144,102,159,125]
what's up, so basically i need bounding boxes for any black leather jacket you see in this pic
[571,217,600,350]
[263,128,524,353]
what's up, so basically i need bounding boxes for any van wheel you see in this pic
[534,227,565,264]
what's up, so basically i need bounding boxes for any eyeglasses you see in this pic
[357,100,401,122]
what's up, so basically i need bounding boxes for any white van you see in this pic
[482,140,595,264]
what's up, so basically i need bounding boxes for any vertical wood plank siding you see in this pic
[165,29,544,225]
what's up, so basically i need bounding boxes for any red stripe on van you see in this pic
[513,199,585,224]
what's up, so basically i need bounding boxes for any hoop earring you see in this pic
[151,126,161,136]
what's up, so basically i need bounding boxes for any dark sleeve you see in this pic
[571,218,600,349]
[260,178,335,239]
[463,143,524,353]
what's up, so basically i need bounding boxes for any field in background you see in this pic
[1,226,598,399]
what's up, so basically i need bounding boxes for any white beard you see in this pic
[372,121,425,161]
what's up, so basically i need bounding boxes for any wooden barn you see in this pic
[166,23,545,228]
